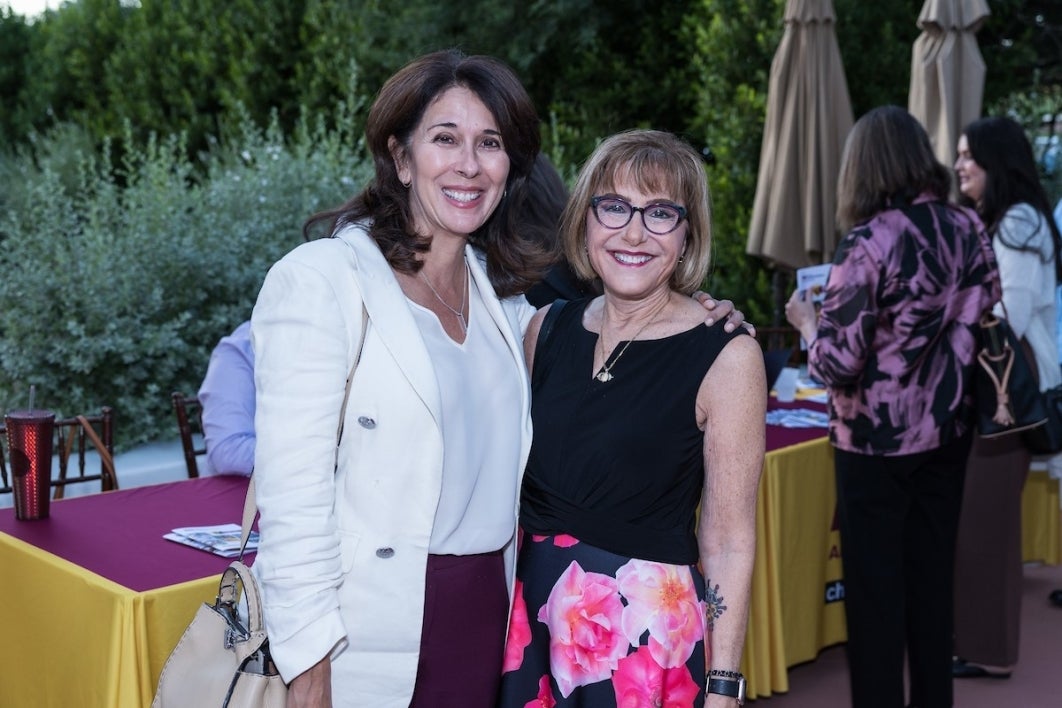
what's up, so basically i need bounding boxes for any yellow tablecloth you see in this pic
[0,532,218,707]
[741,437,1060,700]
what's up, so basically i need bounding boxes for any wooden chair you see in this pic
[0,407,117,499]
[755,325,802,363]
[171,392,205,479]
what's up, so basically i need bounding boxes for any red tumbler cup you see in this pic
[5,409,55,520]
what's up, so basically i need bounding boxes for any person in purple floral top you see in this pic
[785,106,1000,708]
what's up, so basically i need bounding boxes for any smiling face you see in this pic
[954,134,987,205]
[585,170,688,301]
[391,86,511,243]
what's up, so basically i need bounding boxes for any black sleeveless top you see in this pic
[519,298,746,564]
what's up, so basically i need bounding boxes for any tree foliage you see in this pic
[0,0,1059,438]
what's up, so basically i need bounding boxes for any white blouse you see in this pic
[406,271,523,555]
[991,203,1060,392]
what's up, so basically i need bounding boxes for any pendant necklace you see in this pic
[594,299,668,383]
[420,261,469,334]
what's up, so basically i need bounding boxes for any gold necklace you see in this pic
[594,299,668,382]
[420,262,469,334]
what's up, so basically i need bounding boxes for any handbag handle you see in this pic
[216,560,269,663]
[238,302,370,557]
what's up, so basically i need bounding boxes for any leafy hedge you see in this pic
[0,102,369,447]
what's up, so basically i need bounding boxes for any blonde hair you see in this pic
[560,130,712,294]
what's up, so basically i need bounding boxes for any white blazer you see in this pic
[251,224,534,707]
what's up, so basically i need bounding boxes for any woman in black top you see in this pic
[497,130,766,708]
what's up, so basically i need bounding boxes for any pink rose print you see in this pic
[613,646,700,708]
[552,534,580,548]
[538,561,628,697]
[529,533,579,547]
[616,559,705,668]
[523,675,557,708]
[504,580,533,672]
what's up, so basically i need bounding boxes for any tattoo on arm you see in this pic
[704,581,727,632]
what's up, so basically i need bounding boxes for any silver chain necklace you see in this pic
[595,299,668,382]
[420,262,469,334]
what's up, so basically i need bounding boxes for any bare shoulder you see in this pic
[710,333,766,387]
[697,328,767,427]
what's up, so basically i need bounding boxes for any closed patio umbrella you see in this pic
[747,0,853,273]
[908,0,991,167]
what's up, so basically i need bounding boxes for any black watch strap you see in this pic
[706,676,746,704]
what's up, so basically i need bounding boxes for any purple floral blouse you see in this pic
[808,194,1001,456]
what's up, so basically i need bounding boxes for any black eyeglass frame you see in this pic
[589,196,688,235]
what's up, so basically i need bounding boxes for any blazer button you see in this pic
[375,547,395,559]
[357,416,376,429]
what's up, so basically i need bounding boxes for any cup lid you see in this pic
[5,409,56,420]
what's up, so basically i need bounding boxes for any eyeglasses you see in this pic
[589,196,687,235]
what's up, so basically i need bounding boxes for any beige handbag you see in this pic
[151,479,287,707]
[153,306,368,707]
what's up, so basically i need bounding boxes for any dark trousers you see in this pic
[835,432,971,708]
[409,550,508,708]
[954,433,1030,666]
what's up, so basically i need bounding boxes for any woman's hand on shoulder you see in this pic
[287,656,332,708]
[693,292,755,337]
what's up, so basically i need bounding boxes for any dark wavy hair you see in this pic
[958,116,1062,280]
[835,105,953,233]
[303,49,549,297]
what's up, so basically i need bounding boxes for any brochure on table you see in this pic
[164,523,259,558]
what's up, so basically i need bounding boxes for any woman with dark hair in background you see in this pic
[785,106,999,708]
[523,154,598,307]
[951,115,1062,680]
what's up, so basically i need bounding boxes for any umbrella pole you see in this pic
[772,269,789,328]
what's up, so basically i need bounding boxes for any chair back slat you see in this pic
[171,392,205,479]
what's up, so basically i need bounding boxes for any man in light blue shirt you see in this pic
[197,320,255,476]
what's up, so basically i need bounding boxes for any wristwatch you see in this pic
[706,674,746,704]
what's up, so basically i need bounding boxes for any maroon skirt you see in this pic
[409,550,508,708]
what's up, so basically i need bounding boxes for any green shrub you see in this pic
[0,105,369,448]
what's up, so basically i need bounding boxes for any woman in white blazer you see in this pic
[252,50,546,708]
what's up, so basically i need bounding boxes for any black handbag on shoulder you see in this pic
[975,310,1048,439]
[1022,384,1062,454]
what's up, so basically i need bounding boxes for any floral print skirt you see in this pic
[498,532,707,708]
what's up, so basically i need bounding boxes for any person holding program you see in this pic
[498,129,766,708]
[250,50,747,708]
[784,106,999,708]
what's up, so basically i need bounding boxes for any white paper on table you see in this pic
[766,408,829,428]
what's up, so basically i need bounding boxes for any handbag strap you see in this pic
[238,302,370,557]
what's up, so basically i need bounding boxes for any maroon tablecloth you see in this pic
[766,397,829,451]
[0,399,825,594]
[0,475,252,591]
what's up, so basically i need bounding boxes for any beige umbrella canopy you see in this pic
[747,0,854,272]
[908,0,991,167]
